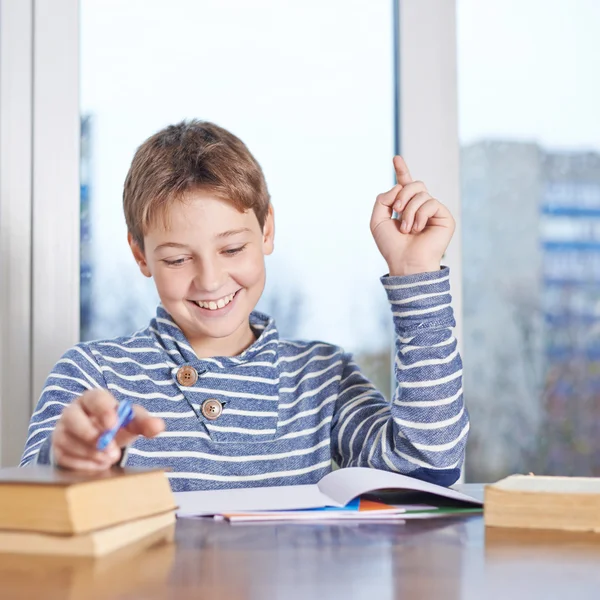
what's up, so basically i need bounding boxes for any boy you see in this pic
[21,121,468,491]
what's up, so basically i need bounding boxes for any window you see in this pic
[1,0,457,467]
[459,0,600,480]
[80,0,395,395]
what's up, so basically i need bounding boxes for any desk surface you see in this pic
[2,488,600,600]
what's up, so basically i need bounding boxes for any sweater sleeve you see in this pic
[330,267,469,487]
[20,344,105,466]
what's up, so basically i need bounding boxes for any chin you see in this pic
[199,319,247,339]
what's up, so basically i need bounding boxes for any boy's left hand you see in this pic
[370,156,455,276]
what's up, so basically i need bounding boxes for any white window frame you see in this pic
[399,0,462,348]
[32,0,81,406]
[0,0,460,466]
[0,0,34,466]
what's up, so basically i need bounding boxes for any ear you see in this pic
[128,232,152,278]
[262,205,275,256]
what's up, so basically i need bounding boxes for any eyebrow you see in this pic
[154,242,189,253]
[215,227,251,239]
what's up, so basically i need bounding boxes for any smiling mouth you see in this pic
[190,290,239,311]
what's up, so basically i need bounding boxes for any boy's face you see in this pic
[129,192,274,355]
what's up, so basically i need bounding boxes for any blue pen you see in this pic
[97,399,134,451]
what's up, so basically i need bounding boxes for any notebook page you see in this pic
[174,483,329,516]
[317,467,483,507]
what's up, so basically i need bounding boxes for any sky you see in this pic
[81,0,600,349]
[457,0,600,150]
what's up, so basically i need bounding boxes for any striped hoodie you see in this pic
[20,267,469,491]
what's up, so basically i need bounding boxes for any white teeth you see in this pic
[194,292,236,311]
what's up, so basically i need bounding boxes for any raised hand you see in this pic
[370,156,455,276]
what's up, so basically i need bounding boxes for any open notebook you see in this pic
[174,467,482,518]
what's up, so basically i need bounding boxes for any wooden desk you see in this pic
[1,489,600,599]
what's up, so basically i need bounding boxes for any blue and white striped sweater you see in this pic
[21,267,469,491]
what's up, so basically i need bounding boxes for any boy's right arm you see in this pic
[20,345,163,469]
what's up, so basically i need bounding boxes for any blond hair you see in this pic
[123,120,271,249]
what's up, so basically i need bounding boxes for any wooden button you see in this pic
[176,365,198,387]
[201,399,223,420]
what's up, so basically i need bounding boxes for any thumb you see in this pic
[370,185,401,233]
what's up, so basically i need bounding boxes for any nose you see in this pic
[192,256,226,293]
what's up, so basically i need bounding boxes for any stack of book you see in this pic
[0,466,177,556]
[484,474,600,532]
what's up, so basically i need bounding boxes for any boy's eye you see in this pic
[163,257,188,266]
[223,245,247,256]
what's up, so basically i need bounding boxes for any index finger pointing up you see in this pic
[394,155,413,187]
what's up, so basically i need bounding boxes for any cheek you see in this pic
[233,252,266,287]
[152,266,190,299]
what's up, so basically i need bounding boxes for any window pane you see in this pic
[458,0,600,480]
[80,0,394,395]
